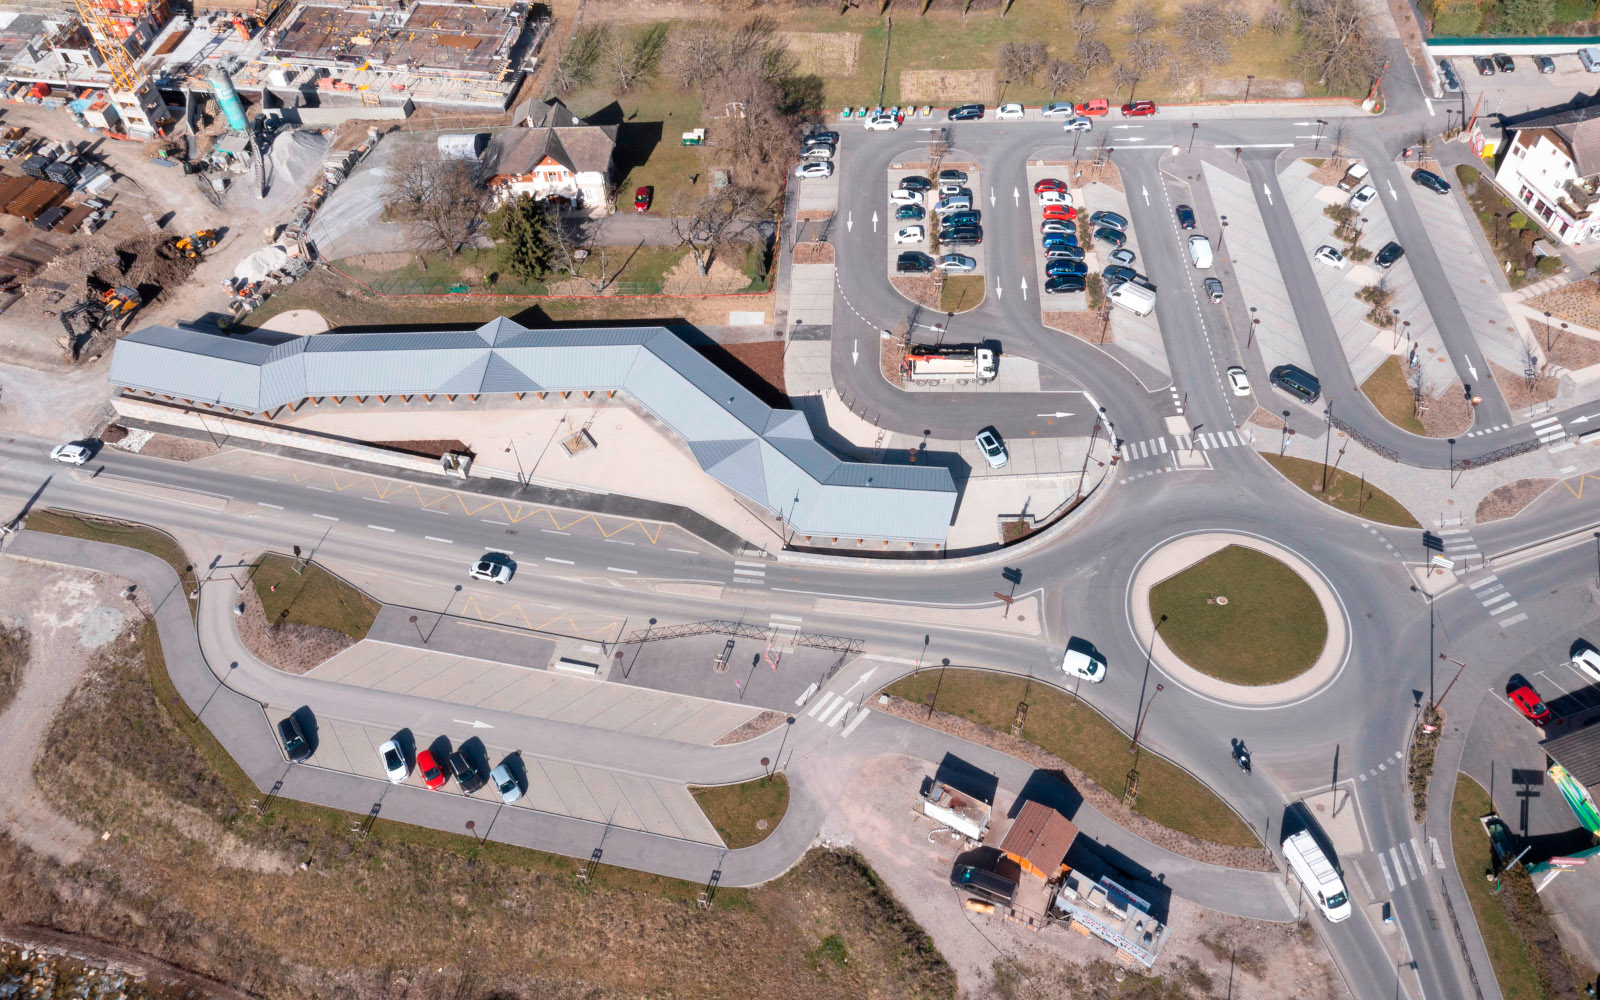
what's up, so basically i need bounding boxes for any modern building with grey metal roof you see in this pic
[107,321,958,545]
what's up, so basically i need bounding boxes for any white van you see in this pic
[1188,235,1213,269]
[1108,281,1156,316]
[1581,46,1600,72]
[1282,830,1352,923]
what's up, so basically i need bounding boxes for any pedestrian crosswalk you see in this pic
[730,559,767,588]
[1442,524,1530,628]
[1531,415,1567,448]
[1122,430,1247,461]
[1374,836,1445,892]
[802,688,870,736]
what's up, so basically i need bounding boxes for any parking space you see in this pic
[884,161,985,280]
[1024,162,1092,312]
[1531,659,1600,715]
[1437,51,1597,118]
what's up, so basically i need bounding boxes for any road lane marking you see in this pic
[1389,847,1407,886]
[1400,840,1419,881]
[733,569,766,577]
[482,518,510,525]
[841,708,871,738]
[367,524,395,532]
[669,548,699,555]
[305,485,334,492]
[606,566,638,574]
[795,681,819,706]
[545,557,575,565]
[424,507,450,514]
[312,513,338,521]
[822,698,852,727]
[1378,851,1394,891]
[1482,593,1512,606]
[1497,613,1529,626]
[1492,601,1519,613]
[735,560,766,568]
[256,502,283,509]
[425,536,452,544]
[363,497,390,504]
[1467,574,1498,589]
[807,691,836,718]
[250,475,276,482]
[541,529,569,536]
[604,538,635,545]
[771,613,804,622]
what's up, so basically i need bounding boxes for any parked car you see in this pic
[490,762,523,804]
[1038,189,1073,206]
[1204,276,1224,303]
[1188,234,1213,268]
[633,186,651,212]
[1062,116,1094,132]
[379,739,409,783]
[49,442,91,465]
[1108,247,1136,266]
[1313,244,1347,269]
[896,204,925,221]
[1102,264,1138,284]
[943,210,981,227]
[938,168,969,184]
[934,196,972,213]
[1412,168,1451,195]
[1044,273,1087,294]
[1348,185,1378,211]
[1175,204,1196,230]
[900,175,933,192]
[1223,365,1250,396]
[1040,102,1076,118]
[1092,226,1126,248]
[1535,54,1556,74]
[1042,235,1076,252]
[1047,257,1088,274]
[448,751,483,793]
[417,749,447,789]
[1033,178,1067,194]
[863,113,900,131]
[935,253,976,272]
[947,103,985,121]
[894,225,925,245]
[794,160,833,178]
[1474,55,1495,76]
[1089,209,1127,230]
[1045,246,1085,261]
[974,427,1007,468]
[1041,205,1077,222]
[278,713,312,763]
[897,251,935,274]
[1061,638,1105,682]
[1438,59,1461,92]
[1493,52,1515,73]
[1572,642,1600,682]
[806,130,840,145]
[939,183,971,199]
[996,103,1025,120]
[1076,99,1110,116]
[1375,241,1405,268]
[889,188,923,206]
[469,554,514,584]
[1269,363,1321,403]
[800,144,834,161]
[1507,674,1552,725]
[1040,220,1074,235]
[940,228,983,246]
[1120,100,1157,117]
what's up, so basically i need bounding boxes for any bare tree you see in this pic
[1074,38,1112,73]
[1175,0,1249,70]
[1076,0,1116,14]
[546,210,617,293]
[997,40,1047,85]
[1520,341,1544,388]
[1406,359,1433,414]
[665,22,724,89]
[671,187,763,276]
[383,144,489,257]
[1259,4,1290,34]
[1121,1,1160,39]
[1044,58,1079,99]
[552,24,609,95]
[1293,0,1383,91]
[1110,62,1141,101]
[1127,38,1170,76]
[610,22,669,93]
[708,69,799,189]
[1070,10,1100,43]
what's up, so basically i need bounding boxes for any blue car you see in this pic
[1045,259,1088,277]
[1102,264,1138,284]
[896,204,925,221]
[942,210,981,227]
[1042,235,1075,251]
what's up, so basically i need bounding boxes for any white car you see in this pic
[1062,116,1094,132]
[1226,366,1251,396]
[1061,641,1106,683]
[938,183,969,198]
[1313,244,1346,269]
[863,113,900,131]
[1038,189,1073,207]
[1574,645,1600,682]
[378,740,409,784]
[794,160,833,179]
[1040,102,1076,118]
[894,225,925,244]
[935,253,976,272]
[490,762,523,804]
[996,103,1025,120]
[800,144,834,161]
[468,554,514,584]
[889,188,923,206]
[49,442,91,465]
[975,428,1008,468]
[934,197,971,214]
[1348,185,1378,211]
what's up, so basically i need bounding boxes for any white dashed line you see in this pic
[249,475,276,482]
[256,502,283,509]
[482,518,510,525]
[541,529,569,536]
[604,538,635,545]
[305,485,334,492]
[607,566,638,574]
[363,497,390,504]
[312,513,338,521]
[669,548,699,555]
[544,557,575,565]
[425,536,452,544]
[367,525,395,533]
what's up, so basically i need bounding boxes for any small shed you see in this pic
[999,801,1078,880]
[437,133,486,160]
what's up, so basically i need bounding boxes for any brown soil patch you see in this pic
[1048,160,1123,193]
[796,209,833,222]
[1491,360,1559,409]
[880,329,907,387]
[879,695,1273,871]
[1527,280,1600,329]
[1205,77,1307,99]
[1534,321,1600,372]
[1419,381,1475,438]
[104,426,223,462]
[371,439,471,459]
[1043,310,1109,343]
[890,275,941,310]
[340,251,417,273]
[235,576,354,675]
[1248,407,1286,430]
[713,709,787,745]
[900,69,995,104]
[1306,156,1354,187]
[1476,478,1556,523]
[792,241,834,266]
[780,31,860,76]
[661,253,751,295]
[696,340,786,403]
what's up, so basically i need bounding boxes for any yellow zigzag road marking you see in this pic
[1560,474,1600,499]
[459,596,621,642]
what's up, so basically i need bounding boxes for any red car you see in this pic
[1033,178,1067,194]
[1120,100,1158,118]
[1076,99,1109,117]
[1041,205,1077,222]
[633,186,652,212]
[417,749,447,789]
[1507,675,1553,726]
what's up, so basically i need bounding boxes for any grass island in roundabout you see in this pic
[1133,533,1346,705]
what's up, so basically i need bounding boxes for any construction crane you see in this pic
[73,0,142,92]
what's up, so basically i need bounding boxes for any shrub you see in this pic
[1508,211,1529,229]
[1431,3,1485,32]
[1554,0,1595,21]
[1536,255,1563,275]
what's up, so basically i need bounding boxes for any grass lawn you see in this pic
[1451,775,1545,1000]
[25,510,197,617]
[1259,452,1422,527]
[885,668,1259,848]
[335,244,692,296]
[1360,355,1427,435]
[251,553,380,641]
[692,773,791,849]
[940,274,985,313]
[1149,544,1327,685]
[562,78,720,214]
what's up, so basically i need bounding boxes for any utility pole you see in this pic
[1320,401,1334,492]
[1435,654,1470,714]
[1129,683,1164,753]
[1188,122,1198,154]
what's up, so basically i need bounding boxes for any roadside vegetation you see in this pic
[1455,166,1564,291]
[250,553,380,641]
[885,668,1259,848]
[24,510,197,617]
[15,619,956,1000]
[1360,355,1428,435]
[940,274,986,313]
[0,622,26,717]
[1149,544,1327,685]
[1428,0,1595,38]
[692,773,791,849]
[1259,452,1421,527]
[1407,705,1442,820]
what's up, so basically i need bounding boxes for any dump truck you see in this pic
[903,343,997,384]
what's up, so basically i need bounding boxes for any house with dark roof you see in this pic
[1495,101,1600,246]
[480,98,618,214]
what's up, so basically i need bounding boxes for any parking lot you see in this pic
[884,160,986,281]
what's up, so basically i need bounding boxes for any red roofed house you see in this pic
[999,800,1079,880]
[478,98,618,215]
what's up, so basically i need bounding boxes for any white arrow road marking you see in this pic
[844,667,878,694]
[871,210,878,233]
[1122,137,1148,142]
[1113,124,1144,129]
[452,719,494,729]
[995,278,1002,299]
[989,187,996,206]
[1425,97,1435,117]
[1467,362,1479,379]
[846,212,853,232]
[1387,181,1397,199]
[1020,276,1028,301]
[852,339,859,365]
[1036,411,1075,418]
[1013,187,1020,206]
[1141,185,1150,205]
[1262,183,1272,205]
[1572,414,1597,424]
[1293,120,1316,125]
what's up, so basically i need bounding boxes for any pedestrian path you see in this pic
[1357,747,1407,783]
[729,559,768,589]
[797,683,872,738]
[1447,524,1530,628]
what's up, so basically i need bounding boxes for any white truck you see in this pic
[903,344,997,384]
[1282,829,1352,923]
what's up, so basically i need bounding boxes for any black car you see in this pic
[1375,241,1405,269]
[1092,226,1127,248]
[1045,245,1086,261]
[1412,168,1451,195]
[947,104,985,121]
[1535,54,1556,74]
[1493,52,1514,73]
[1270,364,1321,403]
[940,229,983,246]
[1175,204,1196,230]
[896,251,934,274]
[1438,59,1460,92]
[278,713,312,763]
[1474,55,1495,76]
[1102,264,1138,284]
[448,751,483,793]
[900,175,933,192]
[942,210,980,227]
[805,130,839,145]
[950,864,1017,905]
[938,168,968,184]
[1089,210,1128,231]
[1044,274,1087,295]
[1045,259,1088,276]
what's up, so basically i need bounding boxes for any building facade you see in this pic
[1495,104,1600,247]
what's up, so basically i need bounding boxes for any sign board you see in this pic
[1430,554,1456,570]
[1470,128,1486,157]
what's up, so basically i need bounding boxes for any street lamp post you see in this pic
[408,614,426,643]
[1320,401,1334,492]
[1244,75,1255,101]
[1314,119,1327,149]
[1129,683,1164,753]
[1435,654,1471,714]
[1188,122,1198,154]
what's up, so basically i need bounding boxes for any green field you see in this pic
[692,773,791,849]
[251,554,380,641]
[1149,544,1327,685]
[1360,355,1427,436]
[940,274,985,313]
[885,668,1259,848]
[1451,776,1546,1000]
[1259,452,1422,527]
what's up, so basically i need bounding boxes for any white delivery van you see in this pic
[1108,281,1157,316]
[1581,46,1600,72]
[1282,830,1352,923]
[1188,234,1213,269]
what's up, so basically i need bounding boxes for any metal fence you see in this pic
[1453,437,1541,471]
[357,271,772,297]
[1329,412,1401,462]
[625,619,865,654]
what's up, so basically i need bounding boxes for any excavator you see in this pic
[59,285,143,357]
[174,230,219,257]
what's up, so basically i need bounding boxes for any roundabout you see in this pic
[1128,531,1350,707]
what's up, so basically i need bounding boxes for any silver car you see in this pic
[1040,102,1076,118]
[975,428,1008,469]
[490,762,523,804]
[935,253,976,272]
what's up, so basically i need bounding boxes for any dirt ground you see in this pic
[1043,311,1108,343]
[106,426,224,462]
[1490,360,1560,409]
[1476,478,1557,522]
[1527,280,1600,330]
[234,577,355,675]
[901,70,997,104]
[892,275,942,310]
[1306,157,1353,188]
[782,31,862,76]
[1419,380,1475,438]
[713,709,788,745]
[821,755,1344,1000]
[1532,321,1600,373]
[794,241,835,265]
